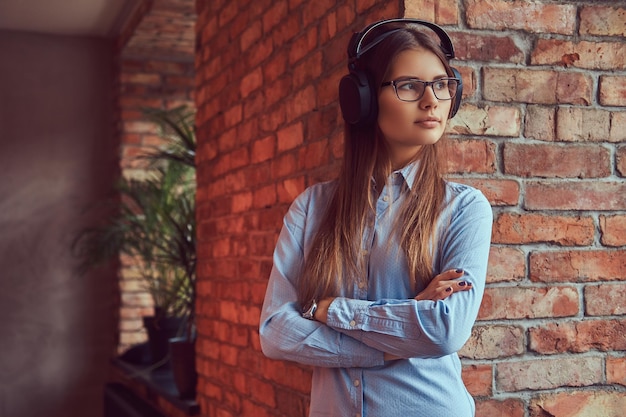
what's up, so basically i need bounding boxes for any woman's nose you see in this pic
[419,85,439,109]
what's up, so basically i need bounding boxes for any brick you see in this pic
[451,33,524,63]
[618,145,626,176]
[218,0,238,27]
[272,14,300,46]
[585,284,626,316]
[530,250,626,283]
[245,36,274,68]
[240,20,262,53]
[486,246,526,283]
[478,286,579,320]
[461,364,492,396]
[243,91,265,119]
[444,139,497,174]
[231,191,253,214]
[271,153,298,178]
[459,325,525,359]
[405,0,458,25]
[475,399,525,417]
[492,213,594,246]
[289,27,318,65]
[483,68,592,105]
[530,390,626,417]
[240,67,263,98]
[277,122,303,153]
[580,5,626,37]
[455,66,476,99]
[532,39,626,71]
[525,181,626,211]
[251,135,275,164]
[263,53,288,84]
[497,357,603,392]
[286,86,317,121]
[261,357,312,393]
[120,72,162,85]
[316,67,345,107]
[265,76,292,109]
[253,184,277,209]
[599,76,626,107]
[600,215,626,246]
[449,178,519,206]
[293,51,322,88]
[611,113,626,142]
[355,0,378,13]
[298,139,330,170]
[556,107,612,142]
[335,4,356,31]
[223,104,243,129]
[530,319,626,353]
[447,104,521,136]
[319,11,337,45]
[465,0,576,34]
[262,0,287,34]
[503,142,610,178]
[607,355,626,387]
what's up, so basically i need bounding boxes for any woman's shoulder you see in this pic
[286,180,337,222]
[292,180,336,206]
[443,180,492,213]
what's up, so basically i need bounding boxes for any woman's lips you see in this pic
[415,117,440,128]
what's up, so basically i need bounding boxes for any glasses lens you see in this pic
[433,79,458,100]
[395,80,425,101]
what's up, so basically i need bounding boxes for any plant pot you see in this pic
[169,337,197,399]
[143,315,184,365]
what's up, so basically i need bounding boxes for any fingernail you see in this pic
[446,287,452,292]
[455,268,464,274]
[458,281,467,287]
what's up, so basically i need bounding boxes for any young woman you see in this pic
[260,19,493,417]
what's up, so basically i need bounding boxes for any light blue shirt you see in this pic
[260,162,493,417]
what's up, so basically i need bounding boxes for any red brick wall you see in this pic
[194,1,626,416]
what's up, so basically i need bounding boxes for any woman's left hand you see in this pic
[414,268,472,302]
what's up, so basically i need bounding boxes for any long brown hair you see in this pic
[297,24,455,307]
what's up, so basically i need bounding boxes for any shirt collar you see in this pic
[392,159,420,191]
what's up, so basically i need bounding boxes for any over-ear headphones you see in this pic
[338,18,463,126]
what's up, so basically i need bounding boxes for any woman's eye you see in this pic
[434,80,447,90]
[399,82,418,91]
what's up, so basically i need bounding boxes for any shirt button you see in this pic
[349,320,357,327]
[353,379,360,387]
[383,195,389,202]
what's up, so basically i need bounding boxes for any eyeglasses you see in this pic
[381,78,460,102]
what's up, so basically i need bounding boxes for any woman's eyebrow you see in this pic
[392,73,450,81]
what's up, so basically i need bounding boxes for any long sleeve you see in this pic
[259,185,385,368]
[324,184,493,358]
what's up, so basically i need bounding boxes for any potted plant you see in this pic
[72,106,197,397]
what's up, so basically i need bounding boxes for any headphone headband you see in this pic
[348,18,456,65]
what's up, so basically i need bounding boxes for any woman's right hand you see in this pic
[414,269,472,302]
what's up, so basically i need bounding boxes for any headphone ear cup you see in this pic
[339,69,377,126]
[449,67,463,118]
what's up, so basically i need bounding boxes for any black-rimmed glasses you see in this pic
[381,78,460,102]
